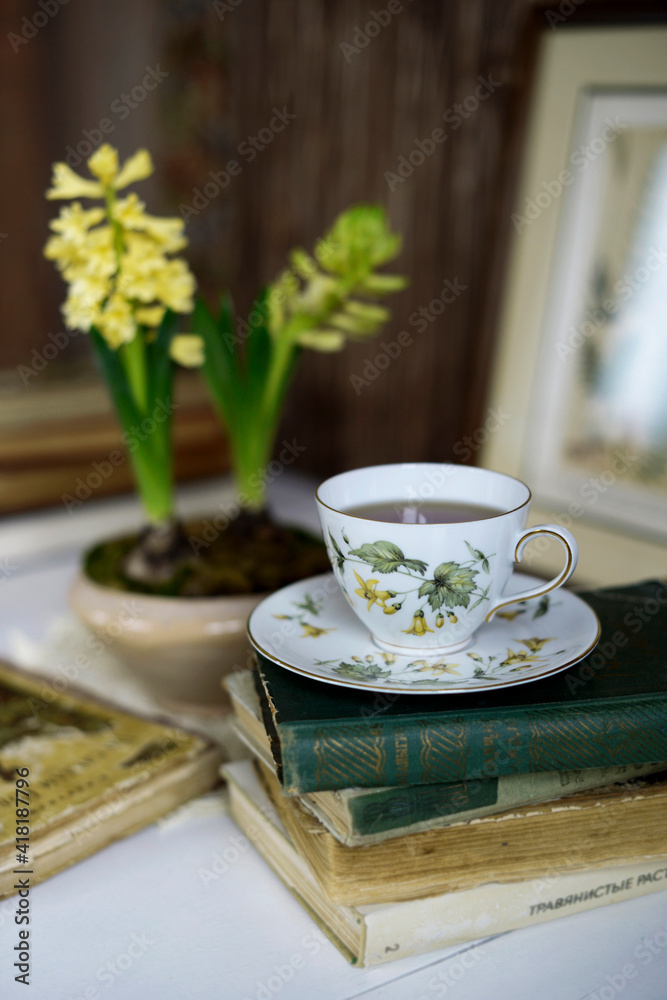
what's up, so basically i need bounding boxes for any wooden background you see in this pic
[1,0,663,511]
[230,0,539,477]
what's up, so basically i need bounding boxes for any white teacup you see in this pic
[316,463,577,653]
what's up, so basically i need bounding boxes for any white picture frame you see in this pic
[482,25,667,585]
[523,88,667,541]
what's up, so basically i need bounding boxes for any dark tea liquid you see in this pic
[344,501,503,524]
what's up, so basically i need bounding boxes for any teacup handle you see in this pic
[485,524,578,622]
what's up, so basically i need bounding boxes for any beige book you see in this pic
[258,756,667,906]
[225,759,667,967]
[0,660,222,896]
[225,669,667,847]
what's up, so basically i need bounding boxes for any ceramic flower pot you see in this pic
[69,571,264,711]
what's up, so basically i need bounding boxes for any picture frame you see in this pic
[523,87,667,541]
[482,24,667,585]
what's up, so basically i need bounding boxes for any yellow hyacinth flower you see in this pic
[47,146,153,199]
[45,163,105,201]
[95,293,136,350]
[170,335,205,368]
[44,144,196,352]
[402,611,434,637]
[44,143,203,530]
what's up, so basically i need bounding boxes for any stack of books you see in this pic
[223,579,667,967]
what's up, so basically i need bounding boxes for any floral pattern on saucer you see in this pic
[248,572,601,695]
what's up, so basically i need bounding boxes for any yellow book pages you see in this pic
[225,759,667,967]
[0,660,221,895]
[258,759,667,905]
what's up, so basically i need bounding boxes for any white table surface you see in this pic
[1,477,666,1000]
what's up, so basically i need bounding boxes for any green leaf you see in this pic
[418,580,444,612]
[469,584,491,611]
[533,595,550,619]
[296,594,320,616]
[333,660,391,681]
[465,540,482,560]
[195,294,242,428]
[349,541,427,575]
[328,532,346,571]
[89,327,143,435]
[89,327,173,522]
[421,562,480,610]
[245,288,272,401]
[146,309,176,423]
[465,541,491,574]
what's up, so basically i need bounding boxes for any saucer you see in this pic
[247,572,601,695]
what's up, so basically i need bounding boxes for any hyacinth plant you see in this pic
[194,205,407,514]
[44,144,203,582]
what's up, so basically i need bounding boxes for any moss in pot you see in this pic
[46,144,407,708]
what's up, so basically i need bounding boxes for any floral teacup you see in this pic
[316,463,577,652]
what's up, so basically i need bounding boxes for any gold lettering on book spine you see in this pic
[313,725,387,789]
[418,721,469,784]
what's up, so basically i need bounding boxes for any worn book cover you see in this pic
[225,668,667,845]
[255,580,667,794]
[0,660,222,896]
[225,759,667,967]
[259,758,667,906]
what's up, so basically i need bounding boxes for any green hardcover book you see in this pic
[226,668,667,845]
[255,579,667,795]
